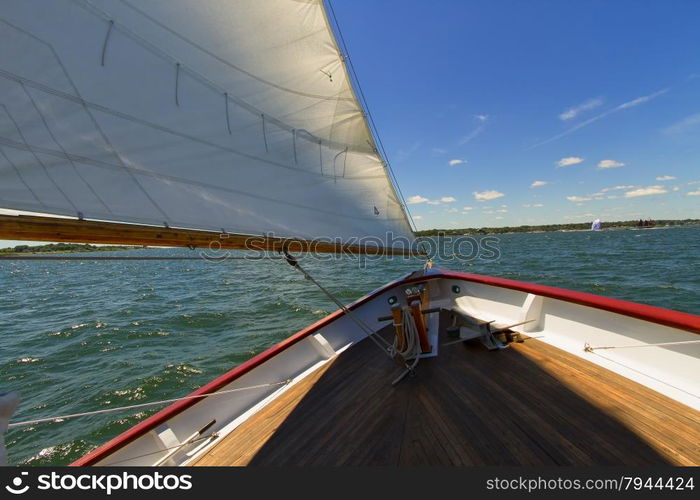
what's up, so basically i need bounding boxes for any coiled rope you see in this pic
[388,308,422,385]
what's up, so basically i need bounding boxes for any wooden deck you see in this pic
[192,325,700,466]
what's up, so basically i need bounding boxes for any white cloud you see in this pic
[445,207,458,213]
[559,97,603,121]
[663,114,700,135]
[688,189,700,196]
[473,190,505,201]
[496,208,508,213]
[618,89,669,110]
[475,114,489,122]
[459,125,485,145]
[624,186,667,198]
[495,216,504,220]
[407,195,456,205]
[448,159,466,166]
[432,148,447,155]
[413,215,423,220]
[656,175,676,181]
[564,213,595,220]
[597,159,625,169]
[407,195,429,204]
[566,195,592,202]
[531,88,669,148]
[522,203,544,208]
[557,157,584,167]
[462,206,473,211]
[673,186,680,191]
[600,185,637,192]
[530,180,548,188]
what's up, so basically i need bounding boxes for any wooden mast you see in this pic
[0,214,419,256]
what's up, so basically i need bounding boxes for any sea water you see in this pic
[1,225,698,465]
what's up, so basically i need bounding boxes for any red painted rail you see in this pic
[71,270,700,465]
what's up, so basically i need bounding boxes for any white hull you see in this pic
[73,269,700,466]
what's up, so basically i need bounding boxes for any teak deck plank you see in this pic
[192,328,700,466]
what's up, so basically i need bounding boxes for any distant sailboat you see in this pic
[591,218,602,231]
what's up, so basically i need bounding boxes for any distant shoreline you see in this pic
[0,243,139,256]
[415,219,700,236]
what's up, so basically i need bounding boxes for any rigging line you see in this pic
[0,70,378,178]
[281,253,409,368]
[100,20,114,66]
[261,114,268,152]
[114,0,354,103]
[224,93,231,134]
[587,350,700,401]
[0,17,172,224]
[0,104,78,212]
[325,0,419,235]
[175,62,180,107]
[100,433,216,466]
[19,83,113,214]
[0,136,404,225]
[7,380,291,429]
[584,340,700,351]
[72,0,354,146]
[0,146,44,208]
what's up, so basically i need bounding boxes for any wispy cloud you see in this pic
[662,113,700,135]
[598,159,625,169]
[531,88,669,148]
[459,125,485,145]
[432,147,448,155]
[523,203,544,208]
[475,114,489,122]
[564,213,595,220]
[656,175,676,181]
[448,159,466,166]
[413,215,423,220]
[394,140,422,163]
[687,189,700,196]
[530,180,548,188]
[557,156,584,167]
[473,190,505,201]
[624,185,667,198]
[407,195,429,205]
[566,195,592,202]
[559,97,603,121]
[407,195,456,205]
[600,185,637,192]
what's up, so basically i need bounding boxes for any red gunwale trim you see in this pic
[71,270,700,466]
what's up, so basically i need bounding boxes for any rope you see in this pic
[389,309,422,384]
[584,340,700,352]
[100,433,216,466]
[175,62,180,106]
[100,20,114,66]
[7,380,290,429]
[326,0,419,235]
[282,253,403,363]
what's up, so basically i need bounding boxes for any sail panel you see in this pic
[0,0,414,250]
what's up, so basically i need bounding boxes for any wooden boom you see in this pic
[0,214,419,256]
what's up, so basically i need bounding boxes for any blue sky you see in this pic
[332,0,700,230]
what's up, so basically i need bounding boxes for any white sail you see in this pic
[0,0,414,249]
